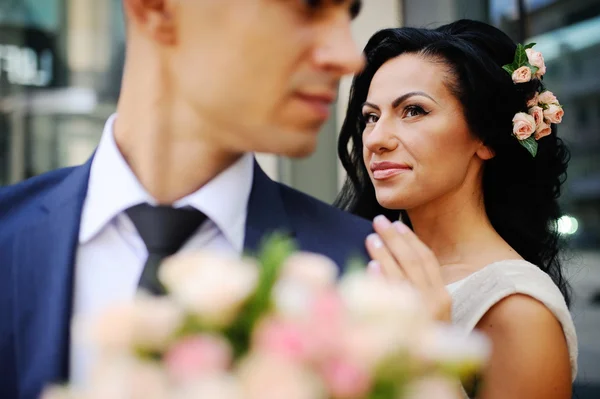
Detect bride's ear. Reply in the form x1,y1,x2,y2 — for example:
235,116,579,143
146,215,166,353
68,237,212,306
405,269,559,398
476,143,495,160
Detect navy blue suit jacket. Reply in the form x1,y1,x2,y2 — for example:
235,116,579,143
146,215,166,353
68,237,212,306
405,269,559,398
0,157,372,399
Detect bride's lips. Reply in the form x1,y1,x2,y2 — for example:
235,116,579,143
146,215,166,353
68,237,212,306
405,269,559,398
370,161,412,180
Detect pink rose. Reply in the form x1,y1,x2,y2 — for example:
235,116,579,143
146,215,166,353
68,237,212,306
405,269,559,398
164,334,232,383
511,66,532,83
543,104,564,124
525,48,546,77
512,112,536,140
253,318,311,362
528,106,544,126
535,121,552,140
538,90,558,105
526,92,539,108
305,290,346,359
321,358,372,399
238,353,325,399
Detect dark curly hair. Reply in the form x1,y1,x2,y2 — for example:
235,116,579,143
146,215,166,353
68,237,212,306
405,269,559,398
335,19,571,305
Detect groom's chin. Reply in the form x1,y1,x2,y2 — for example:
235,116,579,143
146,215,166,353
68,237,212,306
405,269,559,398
265,127,321,158
280,139,318,159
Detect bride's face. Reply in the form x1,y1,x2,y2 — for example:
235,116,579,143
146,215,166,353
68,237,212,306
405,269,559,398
362,53,489,211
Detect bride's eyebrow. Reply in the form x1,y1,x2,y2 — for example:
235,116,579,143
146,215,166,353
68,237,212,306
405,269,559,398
362,91,438,111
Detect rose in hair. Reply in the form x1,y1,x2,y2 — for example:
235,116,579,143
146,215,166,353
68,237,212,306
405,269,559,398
511,66,532,83
535,121,552,140
538,91,559,106
528,106,544,126
512,112,536,140
525,48,546,77
527,92,539,108
543,104,564,124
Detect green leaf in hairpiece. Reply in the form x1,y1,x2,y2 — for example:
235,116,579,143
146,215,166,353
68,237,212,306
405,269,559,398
519,136,538,157
514,45,529,69
502,65,515,75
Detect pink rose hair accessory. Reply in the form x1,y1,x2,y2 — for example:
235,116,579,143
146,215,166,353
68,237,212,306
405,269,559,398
503,43,564,157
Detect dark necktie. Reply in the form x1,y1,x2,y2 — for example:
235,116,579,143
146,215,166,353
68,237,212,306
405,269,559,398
126,203,207,295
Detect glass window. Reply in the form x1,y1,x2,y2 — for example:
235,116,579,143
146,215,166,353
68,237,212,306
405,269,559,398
0,0,125,184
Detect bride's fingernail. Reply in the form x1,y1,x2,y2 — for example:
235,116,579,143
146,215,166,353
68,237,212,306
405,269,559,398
367,233,383,248
374,215,391,229
367,260,381,274
393,221,410,234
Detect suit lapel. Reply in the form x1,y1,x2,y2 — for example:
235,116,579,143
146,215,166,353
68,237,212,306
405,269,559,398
244,161,295,255
13,161,91,397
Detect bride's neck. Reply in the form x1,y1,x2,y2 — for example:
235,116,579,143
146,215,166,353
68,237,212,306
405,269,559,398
406,188,496,267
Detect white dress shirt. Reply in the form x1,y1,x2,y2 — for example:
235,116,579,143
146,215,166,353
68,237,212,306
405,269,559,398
70,113,254,386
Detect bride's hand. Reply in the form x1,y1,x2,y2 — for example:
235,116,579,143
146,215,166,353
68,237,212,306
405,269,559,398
365,215,452,323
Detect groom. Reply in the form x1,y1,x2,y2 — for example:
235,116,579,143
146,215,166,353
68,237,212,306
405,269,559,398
0,1,370,398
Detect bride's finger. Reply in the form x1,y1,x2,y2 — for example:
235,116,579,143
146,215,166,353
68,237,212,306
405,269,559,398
365,233,406,280
373,216,430,288
391,221,445,287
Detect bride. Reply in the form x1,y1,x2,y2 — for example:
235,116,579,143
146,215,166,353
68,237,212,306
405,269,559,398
336,19,577,398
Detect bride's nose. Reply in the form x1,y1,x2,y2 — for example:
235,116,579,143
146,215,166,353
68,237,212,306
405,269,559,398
363,117,399,154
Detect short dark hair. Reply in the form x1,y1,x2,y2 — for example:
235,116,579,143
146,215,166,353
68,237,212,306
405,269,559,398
335,19,571,304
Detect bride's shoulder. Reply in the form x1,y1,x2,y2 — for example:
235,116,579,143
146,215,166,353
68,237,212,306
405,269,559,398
450,259,569,318
450,259,578,379
449,259,559,295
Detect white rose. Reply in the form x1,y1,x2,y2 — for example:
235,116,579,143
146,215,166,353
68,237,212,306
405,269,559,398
174,374,243,399
416,324,491,371
338,271,426,327
159,252,259,327
280,252,339,290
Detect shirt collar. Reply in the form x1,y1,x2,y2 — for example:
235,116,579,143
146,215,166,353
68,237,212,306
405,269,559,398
79,113,254,252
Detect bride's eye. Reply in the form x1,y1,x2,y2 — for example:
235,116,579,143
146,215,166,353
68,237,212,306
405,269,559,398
404,105,428,118
362,113,379,124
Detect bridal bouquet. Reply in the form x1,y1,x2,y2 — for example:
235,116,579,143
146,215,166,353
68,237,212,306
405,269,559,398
43,235,489,399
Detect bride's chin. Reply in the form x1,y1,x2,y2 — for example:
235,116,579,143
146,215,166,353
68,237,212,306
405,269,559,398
375,195,405,211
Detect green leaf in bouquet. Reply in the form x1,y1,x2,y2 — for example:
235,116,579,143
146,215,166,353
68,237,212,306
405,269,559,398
343,253,368,275
225,232,297,356
134,347,163,362
461,372,484,399
367,380,398,399
524,42,536,50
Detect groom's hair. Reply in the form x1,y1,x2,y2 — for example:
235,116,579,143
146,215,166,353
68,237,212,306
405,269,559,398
335,19,571,305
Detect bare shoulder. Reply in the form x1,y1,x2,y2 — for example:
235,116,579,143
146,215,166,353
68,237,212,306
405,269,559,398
477,293,561,330
475,294,572,399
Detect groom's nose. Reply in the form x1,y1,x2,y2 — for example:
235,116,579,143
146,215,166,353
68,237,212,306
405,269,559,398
311,15,365,77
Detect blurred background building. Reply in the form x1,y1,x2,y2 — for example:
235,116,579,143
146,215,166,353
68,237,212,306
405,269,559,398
0,0,598,396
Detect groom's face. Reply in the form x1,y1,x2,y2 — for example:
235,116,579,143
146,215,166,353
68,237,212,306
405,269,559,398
153,0,364,157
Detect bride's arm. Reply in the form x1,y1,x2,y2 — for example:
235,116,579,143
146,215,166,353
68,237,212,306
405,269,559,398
473,293,572,399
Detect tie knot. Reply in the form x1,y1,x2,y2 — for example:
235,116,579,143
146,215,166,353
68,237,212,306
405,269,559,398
126,203,207,256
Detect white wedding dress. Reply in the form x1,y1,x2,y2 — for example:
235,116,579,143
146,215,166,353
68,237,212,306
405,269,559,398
446,259,578,396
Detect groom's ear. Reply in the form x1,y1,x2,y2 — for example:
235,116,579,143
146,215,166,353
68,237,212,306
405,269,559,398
123,0,177,45
476,143,495,160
